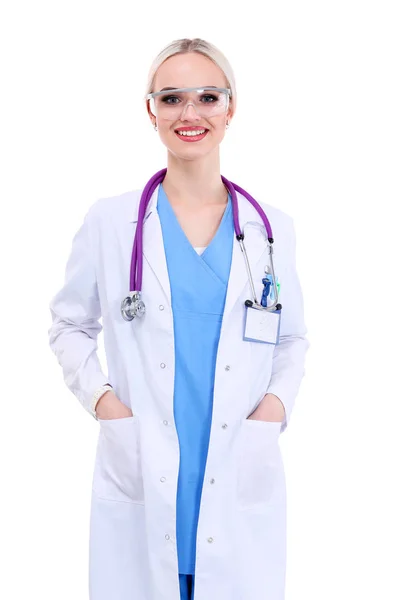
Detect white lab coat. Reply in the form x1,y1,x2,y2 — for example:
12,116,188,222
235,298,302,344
48,183,309,600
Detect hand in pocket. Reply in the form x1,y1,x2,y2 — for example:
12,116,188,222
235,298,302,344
247,393,285,423
95,391,133,420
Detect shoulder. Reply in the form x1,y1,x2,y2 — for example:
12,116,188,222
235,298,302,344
257,199,293,230
85,189,142,225
255,200,295,252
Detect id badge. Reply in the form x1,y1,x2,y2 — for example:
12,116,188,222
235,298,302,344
243,306,281,345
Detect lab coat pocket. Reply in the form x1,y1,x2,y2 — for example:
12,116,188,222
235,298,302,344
237,419,282,509
92,415,145,504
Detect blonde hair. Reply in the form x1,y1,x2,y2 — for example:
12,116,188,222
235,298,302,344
144,38,237,114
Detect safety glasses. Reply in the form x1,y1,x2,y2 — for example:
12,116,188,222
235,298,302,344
147,86,232,121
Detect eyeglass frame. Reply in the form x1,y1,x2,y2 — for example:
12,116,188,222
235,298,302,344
146,86,232,117
146,86,232,99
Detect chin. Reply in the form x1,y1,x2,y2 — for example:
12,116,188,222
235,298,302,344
166,136,223,159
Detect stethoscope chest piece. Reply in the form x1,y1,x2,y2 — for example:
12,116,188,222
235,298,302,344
121,291,146,321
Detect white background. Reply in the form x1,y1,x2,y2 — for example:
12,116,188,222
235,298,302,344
1,1,399,598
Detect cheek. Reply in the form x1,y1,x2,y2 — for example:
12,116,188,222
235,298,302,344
209,115,227,131
208,127,226,146
204,118,227,143
157,127,177,148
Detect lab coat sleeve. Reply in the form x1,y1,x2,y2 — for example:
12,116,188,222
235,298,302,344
266,215,309,433
48,205,110,418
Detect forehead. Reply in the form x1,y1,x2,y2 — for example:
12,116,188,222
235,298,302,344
153,53,227,91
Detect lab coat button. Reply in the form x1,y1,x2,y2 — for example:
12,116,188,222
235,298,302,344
165,534,170,540
163,420,169,426
160,363,166,369
159,305,164,311
160,477,166,483
207,537,214,543
225,365,231,371
222,423,228,429
210,478,215,484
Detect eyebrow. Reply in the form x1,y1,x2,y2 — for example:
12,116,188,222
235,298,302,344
159,85,218,91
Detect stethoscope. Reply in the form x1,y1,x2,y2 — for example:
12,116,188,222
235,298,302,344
121,168,282,321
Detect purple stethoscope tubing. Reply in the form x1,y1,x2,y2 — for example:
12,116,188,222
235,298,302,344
124,168,280,319
131,168,273,289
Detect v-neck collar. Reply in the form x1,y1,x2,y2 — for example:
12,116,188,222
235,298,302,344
157,183,232,260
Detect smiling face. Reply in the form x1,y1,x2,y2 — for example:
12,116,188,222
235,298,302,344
147,52,234,161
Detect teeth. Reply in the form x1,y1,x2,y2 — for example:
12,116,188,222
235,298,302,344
176,129,206,136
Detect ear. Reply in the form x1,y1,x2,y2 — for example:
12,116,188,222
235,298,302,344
227,99,235,123
146,100,156,125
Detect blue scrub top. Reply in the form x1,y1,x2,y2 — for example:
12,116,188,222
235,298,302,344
157,184,234,574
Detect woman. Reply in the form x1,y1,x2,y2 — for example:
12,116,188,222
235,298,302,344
48,38,309,600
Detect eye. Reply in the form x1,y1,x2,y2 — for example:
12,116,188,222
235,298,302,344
200,94,219,104
160,95,180,105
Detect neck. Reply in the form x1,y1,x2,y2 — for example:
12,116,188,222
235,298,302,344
162,148,228,207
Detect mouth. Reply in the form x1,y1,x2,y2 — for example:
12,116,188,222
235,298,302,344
174,126,209,142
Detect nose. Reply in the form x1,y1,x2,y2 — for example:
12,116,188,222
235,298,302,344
180,101,201,121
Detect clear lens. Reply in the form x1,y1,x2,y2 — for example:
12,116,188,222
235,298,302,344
148,87,230,121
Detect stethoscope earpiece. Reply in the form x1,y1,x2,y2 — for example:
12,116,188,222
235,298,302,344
244,299,282,312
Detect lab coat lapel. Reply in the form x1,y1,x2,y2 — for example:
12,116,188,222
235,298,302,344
221,191,268,327
129,185,268,317
130,184,172,307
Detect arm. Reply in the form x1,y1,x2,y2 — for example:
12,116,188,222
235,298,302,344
264,215,309,432
48,206,111,419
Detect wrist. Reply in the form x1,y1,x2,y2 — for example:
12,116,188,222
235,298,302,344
91,384,114,419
